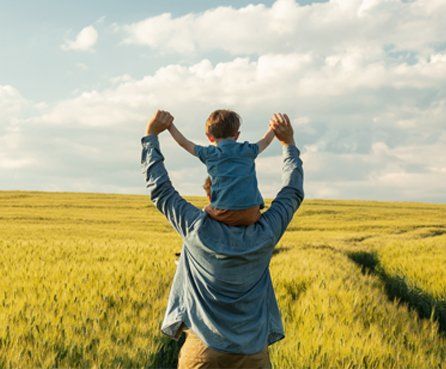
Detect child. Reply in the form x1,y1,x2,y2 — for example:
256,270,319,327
168,109,275,226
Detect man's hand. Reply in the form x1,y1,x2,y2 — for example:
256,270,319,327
269,113,295,146
146,109,174,136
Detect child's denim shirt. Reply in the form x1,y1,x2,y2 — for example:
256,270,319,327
194,139,264,210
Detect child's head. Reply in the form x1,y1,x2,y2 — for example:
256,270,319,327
205,109,241,143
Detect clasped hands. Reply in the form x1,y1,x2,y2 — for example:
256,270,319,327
145,110,294,146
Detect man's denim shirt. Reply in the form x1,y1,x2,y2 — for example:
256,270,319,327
141,134,304,355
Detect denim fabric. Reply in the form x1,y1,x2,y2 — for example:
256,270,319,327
195,139,264,210
141,134,304,355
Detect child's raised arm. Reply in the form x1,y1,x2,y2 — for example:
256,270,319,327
168,123,196,156
256,127,275,154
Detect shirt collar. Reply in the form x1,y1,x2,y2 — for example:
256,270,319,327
216,138,237,147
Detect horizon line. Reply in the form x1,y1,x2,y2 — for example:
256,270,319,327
1,189,445,206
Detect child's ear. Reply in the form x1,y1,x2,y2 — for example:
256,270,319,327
235,131,240,140
206,133,216,143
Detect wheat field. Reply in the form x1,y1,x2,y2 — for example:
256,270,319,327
0,190,445,369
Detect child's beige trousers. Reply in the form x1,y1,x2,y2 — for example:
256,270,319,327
178,327,272,369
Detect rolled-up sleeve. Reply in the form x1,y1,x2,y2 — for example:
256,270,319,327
141,135,202,238
262,144,304,243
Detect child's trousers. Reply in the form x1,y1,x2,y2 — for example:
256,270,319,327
178,328,272,369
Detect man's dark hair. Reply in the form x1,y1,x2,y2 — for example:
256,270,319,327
205,109,241,139
203,176,212,199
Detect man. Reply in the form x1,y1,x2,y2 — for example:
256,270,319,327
141,110,304,369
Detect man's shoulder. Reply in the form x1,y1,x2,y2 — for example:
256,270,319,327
194,215,276,251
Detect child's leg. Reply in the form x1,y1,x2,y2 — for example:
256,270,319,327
205,205,261,226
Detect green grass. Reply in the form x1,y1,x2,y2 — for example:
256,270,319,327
0,191,445,368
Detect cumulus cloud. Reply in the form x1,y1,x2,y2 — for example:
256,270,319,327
61,25,98,52
4,46,445,201
120,0,446,56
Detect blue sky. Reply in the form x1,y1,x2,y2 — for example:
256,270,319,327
1,0,280,102
1,0,445,202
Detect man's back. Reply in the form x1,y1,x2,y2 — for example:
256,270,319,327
163,215,284,354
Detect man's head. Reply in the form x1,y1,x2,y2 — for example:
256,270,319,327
205,109,241,143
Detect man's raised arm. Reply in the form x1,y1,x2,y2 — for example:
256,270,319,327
141,110,202,238
262,113,304,243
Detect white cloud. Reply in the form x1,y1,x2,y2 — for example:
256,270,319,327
0,85,36,171
120,0,446,56
0,155,36,170
300,137,446,201
16,46,444,201
61,25,98,52
32,50,446,128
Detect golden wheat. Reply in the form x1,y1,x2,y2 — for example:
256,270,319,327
0,191,445,368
